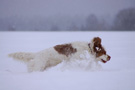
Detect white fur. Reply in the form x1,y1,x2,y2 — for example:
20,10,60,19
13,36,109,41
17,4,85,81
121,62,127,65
8,41,108,72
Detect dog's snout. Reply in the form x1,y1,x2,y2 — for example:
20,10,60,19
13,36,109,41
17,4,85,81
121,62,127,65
107,55,111,61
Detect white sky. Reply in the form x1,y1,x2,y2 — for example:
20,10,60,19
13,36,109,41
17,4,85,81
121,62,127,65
0,0,135,18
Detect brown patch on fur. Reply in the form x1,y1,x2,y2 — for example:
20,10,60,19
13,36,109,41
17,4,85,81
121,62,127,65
93,37,106,57
96,47,106,57
54,44,77,57
93,37,101,48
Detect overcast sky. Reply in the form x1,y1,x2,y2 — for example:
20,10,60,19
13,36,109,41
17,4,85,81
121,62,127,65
0,0,135,18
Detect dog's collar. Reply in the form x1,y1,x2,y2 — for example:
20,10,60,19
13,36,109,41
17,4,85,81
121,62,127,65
88,43,92,53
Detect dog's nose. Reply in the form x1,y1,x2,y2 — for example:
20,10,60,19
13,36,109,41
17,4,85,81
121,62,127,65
107,55,111,61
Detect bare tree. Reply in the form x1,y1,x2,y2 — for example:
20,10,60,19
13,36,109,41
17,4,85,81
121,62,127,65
113,8,135,30
85,14,99,30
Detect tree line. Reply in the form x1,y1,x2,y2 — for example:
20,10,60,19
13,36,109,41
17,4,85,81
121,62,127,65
0,7,135,31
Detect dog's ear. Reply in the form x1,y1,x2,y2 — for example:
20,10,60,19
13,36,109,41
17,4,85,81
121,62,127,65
93,37,101,45
93,37,102,52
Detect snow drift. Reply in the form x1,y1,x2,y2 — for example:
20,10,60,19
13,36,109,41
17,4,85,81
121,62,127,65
0,31,135,90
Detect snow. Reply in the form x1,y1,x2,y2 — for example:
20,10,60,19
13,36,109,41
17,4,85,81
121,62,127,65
0,31,135,90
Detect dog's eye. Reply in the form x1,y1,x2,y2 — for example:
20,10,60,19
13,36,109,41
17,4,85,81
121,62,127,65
96,47,99,50
96,47,101,51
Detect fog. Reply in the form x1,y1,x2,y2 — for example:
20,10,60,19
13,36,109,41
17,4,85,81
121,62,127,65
0,0,135,31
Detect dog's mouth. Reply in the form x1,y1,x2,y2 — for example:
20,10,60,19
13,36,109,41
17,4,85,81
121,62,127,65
101,59,107,63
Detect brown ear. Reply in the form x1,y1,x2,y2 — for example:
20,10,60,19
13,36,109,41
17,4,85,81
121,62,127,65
93,37,102,52
93,37,101,45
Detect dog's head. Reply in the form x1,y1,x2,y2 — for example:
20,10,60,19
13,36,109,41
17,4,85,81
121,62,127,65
89,37,111,63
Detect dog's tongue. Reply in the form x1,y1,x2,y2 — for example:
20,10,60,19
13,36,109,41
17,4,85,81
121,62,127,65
102,59,107,63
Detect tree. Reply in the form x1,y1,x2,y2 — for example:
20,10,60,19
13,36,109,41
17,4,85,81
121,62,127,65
113,8,135,30
85,14,99,30
50,25,59,31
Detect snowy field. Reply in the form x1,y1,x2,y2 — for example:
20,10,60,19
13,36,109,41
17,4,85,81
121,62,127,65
0,31,135,90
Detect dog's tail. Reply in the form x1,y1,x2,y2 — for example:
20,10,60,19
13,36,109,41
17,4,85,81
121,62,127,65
8,52,35,63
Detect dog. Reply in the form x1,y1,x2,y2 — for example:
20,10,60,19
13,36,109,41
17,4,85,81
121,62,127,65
8,37,111,72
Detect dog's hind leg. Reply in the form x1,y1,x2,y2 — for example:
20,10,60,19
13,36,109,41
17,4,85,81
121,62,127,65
27,59,35,72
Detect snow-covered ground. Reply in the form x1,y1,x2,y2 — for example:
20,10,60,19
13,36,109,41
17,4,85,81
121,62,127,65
0,31,135,90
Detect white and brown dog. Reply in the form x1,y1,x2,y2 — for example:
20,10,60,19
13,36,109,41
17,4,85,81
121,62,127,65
9,37,111,72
